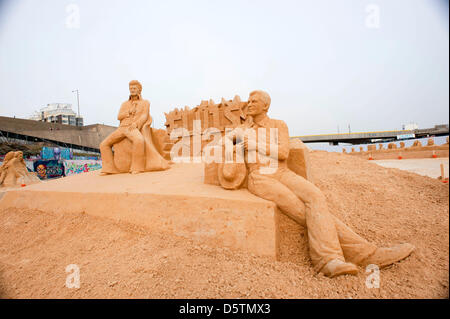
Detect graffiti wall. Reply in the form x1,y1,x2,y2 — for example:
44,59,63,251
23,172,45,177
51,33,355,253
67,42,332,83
64,160,102,176
33,160,66,179
2,158,102,179
41,147,73,160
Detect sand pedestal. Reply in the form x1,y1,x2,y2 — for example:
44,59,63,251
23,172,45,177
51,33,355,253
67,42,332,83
0,163,303,259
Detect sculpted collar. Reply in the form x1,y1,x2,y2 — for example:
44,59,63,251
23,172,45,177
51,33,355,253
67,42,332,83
128,94,142,101
253,115,271,128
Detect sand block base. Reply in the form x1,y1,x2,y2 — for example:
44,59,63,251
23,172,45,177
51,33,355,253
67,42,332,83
0,164,303,259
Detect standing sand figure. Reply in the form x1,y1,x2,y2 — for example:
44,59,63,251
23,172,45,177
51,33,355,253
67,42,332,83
231,90,414,278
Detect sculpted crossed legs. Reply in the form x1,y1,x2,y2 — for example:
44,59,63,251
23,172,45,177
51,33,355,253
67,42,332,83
247,167,382,274
241,90,414,277
100,126,145,174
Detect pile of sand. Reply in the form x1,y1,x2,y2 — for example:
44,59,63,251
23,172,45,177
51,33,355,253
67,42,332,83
0,151,448,298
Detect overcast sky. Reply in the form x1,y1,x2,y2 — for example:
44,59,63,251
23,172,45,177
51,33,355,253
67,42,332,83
0,0,448,136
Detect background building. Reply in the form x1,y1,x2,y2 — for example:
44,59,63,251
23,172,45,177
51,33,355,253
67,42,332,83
402,122,419,131
29,103,83,127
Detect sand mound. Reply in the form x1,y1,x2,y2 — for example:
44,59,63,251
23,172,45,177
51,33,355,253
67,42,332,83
0,151,448,298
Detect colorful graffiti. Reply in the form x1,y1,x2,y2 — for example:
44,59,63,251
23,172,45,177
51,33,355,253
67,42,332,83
41,147,73,160
2,159,102,179
72,156,100,161
33,160,65,179
64,160,102,176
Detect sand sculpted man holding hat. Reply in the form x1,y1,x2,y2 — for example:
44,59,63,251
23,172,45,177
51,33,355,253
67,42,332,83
233,90,414,277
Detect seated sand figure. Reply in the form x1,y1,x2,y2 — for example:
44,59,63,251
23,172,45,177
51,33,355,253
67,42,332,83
227,90,414,278
0,151,40,187
100,80,169,174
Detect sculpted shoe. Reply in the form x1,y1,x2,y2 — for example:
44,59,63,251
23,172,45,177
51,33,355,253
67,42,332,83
320,259,358,278
360,243,415,268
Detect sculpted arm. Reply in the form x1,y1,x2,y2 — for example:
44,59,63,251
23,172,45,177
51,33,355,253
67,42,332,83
259,120,290,160
136,100,150,130
276,120,290,160
117,103,129,121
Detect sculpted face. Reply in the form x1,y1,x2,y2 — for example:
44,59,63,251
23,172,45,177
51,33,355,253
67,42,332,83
129,84,140,97
247,93,266,116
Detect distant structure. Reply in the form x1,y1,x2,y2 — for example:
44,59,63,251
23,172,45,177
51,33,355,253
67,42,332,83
402,122,418,131
29,103,83,127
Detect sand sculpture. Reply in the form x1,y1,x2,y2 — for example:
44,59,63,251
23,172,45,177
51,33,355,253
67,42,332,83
100,80,170,174
349,137,448,160
164,95,248,159
359,146,364,152
0,151,40,187
388,142,397,149
208,90,415,278
367,145,376,152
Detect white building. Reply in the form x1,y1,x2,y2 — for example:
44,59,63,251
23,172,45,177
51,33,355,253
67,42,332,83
29,103,83,126
402,122,419,131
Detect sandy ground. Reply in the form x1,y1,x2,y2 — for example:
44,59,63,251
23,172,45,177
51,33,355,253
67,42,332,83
373,158,449,179
0,151,448,299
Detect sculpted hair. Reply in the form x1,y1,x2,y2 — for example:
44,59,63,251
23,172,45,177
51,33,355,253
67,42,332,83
129,80,142,93
249,90,271,111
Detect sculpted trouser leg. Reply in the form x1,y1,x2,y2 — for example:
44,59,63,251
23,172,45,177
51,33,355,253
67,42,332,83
247,168,377,271
248,169,343,271
276,169,377,266
100,129,125,173
100,127,145,173
124,128,145,172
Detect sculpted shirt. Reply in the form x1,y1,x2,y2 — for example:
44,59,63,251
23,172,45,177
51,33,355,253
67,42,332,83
117,95,150,130
245,116,290,174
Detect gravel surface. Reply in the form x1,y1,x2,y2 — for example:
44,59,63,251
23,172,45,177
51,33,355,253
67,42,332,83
0,151,448,298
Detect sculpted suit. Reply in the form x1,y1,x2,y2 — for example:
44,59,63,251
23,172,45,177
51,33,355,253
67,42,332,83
237,90,414,277
245,116,378,272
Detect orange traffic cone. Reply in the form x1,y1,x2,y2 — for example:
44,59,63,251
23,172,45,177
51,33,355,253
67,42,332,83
369,153,373,160
432,150,437,158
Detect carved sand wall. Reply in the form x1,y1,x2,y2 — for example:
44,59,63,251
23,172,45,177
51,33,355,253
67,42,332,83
342,138,449,160
164,96,248,158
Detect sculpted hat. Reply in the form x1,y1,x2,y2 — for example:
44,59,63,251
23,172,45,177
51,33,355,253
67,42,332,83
218,162,247,190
